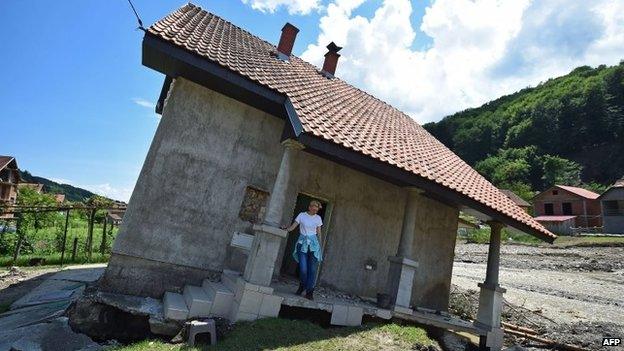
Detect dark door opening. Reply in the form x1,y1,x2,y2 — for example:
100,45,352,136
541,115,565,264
544,203,554,215
280,193,329,278
562,202,572,215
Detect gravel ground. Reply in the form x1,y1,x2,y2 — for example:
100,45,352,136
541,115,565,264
452,242,624,350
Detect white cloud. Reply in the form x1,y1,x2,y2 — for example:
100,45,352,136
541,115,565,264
241,0,322,15
301,0,624,123
84,183,134,202
51,178,134,202
132,98,156,109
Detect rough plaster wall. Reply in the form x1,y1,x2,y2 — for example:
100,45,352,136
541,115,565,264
410,195,459,310
285,152,406,298
110,77,285,272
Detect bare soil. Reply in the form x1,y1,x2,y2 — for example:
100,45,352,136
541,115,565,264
452,242,624,350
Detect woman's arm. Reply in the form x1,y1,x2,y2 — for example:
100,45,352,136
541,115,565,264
316,226,322,243
281,221,299,232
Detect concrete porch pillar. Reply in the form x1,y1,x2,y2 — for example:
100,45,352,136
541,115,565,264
385,187,422,312
243,139,304,286
475,221,506,351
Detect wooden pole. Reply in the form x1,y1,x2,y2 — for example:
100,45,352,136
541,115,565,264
100,216,107,254
86,208,96,261
71,237,78,261
11,215,23,265
60,209,70,267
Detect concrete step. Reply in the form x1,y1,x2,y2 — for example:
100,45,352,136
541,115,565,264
163,292,189,321
221,270,241,293
202,280,234,317
183,285,213,318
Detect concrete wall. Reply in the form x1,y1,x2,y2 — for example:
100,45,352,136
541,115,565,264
601,187,624,234
101,77,459,309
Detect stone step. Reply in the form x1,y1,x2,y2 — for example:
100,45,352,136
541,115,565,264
163,292,189,321
183,285,213,318
202,280,234,317
221,270,241,293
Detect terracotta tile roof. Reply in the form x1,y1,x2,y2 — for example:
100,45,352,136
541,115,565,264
534,215,576,222
500,189,530,207
556,185,600,200
147,4,555,241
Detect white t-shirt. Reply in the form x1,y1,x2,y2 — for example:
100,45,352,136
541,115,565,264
295,212,322,236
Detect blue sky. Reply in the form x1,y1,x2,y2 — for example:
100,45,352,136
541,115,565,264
1,0,623,201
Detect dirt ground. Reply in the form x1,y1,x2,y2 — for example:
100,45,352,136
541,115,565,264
452,242,624,350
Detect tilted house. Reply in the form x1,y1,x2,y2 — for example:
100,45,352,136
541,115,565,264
100,4,555,349
600,177,624,234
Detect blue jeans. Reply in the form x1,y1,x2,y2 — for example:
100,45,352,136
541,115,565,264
297,244,318,292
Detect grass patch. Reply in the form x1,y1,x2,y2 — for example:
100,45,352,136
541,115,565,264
0,252,110,267
464,228,541,245
553,235,624,247
115,318,437,351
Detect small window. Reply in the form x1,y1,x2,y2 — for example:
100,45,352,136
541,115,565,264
562,202,572,215
552,190,558,195
544,203,554,215
238,186,269,223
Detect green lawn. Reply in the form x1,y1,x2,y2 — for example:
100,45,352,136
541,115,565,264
116,319,437,351
553,235,624,247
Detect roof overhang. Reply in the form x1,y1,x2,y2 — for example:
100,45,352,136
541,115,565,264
142,32,555,244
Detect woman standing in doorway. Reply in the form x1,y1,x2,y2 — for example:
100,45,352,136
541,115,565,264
282,200,323,300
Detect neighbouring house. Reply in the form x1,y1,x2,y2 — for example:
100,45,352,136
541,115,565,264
499,189,531,213
106,209,125,226
0,156,20,219
54,194,66,203
99,5,555,349
599,177,624,234
533,185,602,229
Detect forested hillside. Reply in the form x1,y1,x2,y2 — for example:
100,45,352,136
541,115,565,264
424,62,624,199
19,170,97,202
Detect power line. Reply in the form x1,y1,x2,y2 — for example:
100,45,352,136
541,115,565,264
126,0,145,31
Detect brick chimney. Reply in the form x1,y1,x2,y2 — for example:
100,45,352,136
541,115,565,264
276,23,299,59
322,42,342,77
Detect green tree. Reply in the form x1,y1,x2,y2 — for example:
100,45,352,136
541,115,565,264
541,155,582,187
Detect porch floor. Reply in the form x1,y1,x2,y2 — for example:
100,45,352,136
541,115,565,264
270,277,486,336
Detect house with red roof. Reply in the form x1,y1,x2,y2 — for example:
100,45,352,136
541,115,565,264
533,185,602,231
0,156,20,219
98,5,555,348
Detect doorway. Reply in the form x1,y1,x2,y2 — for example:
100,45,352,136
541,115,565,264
280,193,331,278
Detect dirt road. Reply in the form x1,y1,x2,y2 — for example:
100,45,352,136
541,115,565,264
452,242,624,349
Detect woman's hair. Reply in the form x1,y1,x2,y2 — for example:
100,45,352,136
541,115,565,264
309,200,322,209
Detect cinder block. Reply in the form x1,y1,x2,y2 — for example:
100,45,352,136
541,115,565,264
346,306,363,326
237,289,263,315
330,304,348,326
163,292,189,321
183,285,213,318
203,280,234,317
393,305,413,315
259,294,283,317
228,300,258,322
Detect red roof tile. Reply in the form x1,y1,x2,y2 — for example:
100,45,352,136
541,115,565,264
534,215,576,222
147,4,555,241
556,185,600,200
